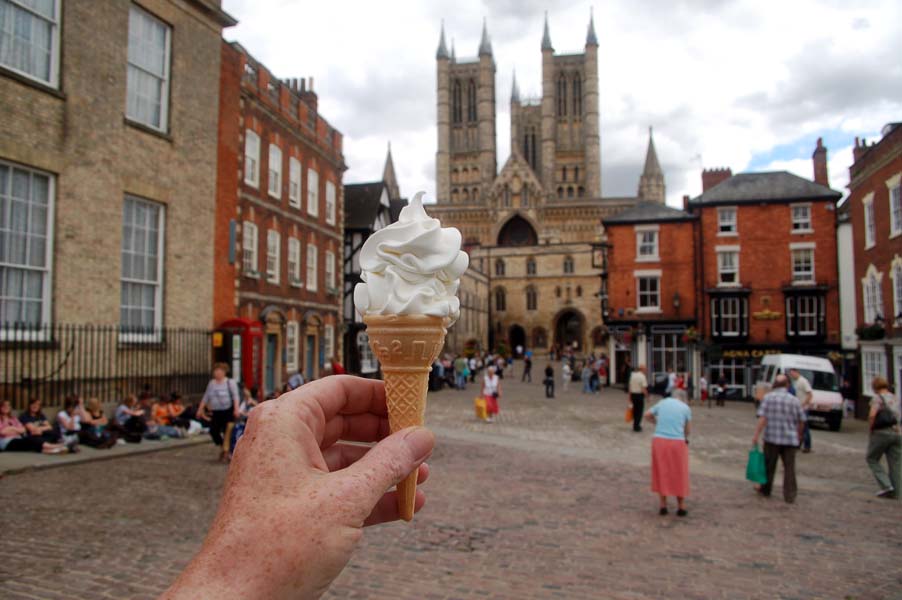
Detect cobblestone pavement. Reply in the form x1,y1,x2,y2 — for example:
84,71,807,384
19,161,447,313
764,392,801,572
1,372,901,599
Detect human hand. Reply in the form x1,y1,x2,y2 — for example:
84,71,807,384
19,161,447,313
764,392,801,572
163,375,435,600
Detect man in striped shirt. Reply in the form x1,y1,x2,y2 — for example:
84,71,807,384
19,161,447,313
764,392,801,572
752,374,807,503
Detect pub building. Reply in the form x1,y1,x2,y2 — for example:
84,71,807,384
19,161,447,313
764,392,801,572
687,153,843,398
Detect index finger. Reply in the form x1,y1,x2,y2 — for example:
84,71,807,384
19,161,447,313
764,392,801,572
298,375,387,422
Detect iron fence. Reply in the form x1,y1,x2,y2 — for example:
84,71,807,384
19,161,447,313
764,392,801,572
1,324,212,410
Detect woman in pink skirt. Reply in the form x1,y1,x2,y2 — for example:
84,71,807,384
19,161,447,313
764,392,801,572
645,394,692,516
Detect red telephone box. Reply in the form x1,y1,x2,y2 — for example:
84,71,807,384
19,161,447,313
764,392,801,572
214,318,264,393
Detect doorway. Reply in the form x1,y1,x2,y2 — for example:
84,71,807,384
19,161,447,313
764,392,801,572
305,334,316,380
509,324,526,355
554,310,584,351
264,333,277,396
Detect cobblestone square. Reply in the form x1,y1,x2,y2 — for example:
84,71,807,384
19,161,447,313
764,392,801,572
1,374,900,599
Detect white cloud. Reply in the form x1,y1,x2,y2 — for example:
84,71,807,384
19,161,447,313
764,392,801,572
222,0,902,206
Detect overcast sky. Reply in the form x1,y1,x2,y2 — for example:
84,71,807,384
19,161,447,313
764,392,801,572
221,0,902,206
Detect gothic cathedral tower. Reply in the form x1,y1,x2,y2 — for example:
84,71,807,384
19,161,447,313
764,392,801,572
436,21,497,204
532,12,601,200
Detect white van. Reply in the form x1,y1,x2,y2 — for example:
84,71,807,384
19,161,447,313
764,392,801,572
755,354,843,431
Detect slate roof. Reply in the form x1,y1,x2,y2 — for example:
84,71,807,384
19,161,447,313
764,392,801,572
690,171,841,206
345,182,387,230
603,201,694,225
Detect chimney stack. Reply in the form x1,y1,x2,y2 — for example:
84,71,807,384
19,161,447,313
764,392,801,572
853,136,869,163
682,194,690,211
701,167,732,192
812,137,828,186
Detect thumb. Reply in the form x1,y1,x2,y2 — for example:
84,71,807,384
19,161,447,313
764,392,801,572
337,426,435,512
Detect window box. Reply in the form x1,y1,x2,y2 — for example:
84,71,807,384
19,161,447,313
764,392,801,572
289,277,304,288
244,269,261,279
855,324,885,341
326,286,340,296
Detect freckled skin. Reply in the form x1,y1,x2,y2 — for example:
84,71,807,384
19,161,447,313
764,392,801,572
161,376,434,600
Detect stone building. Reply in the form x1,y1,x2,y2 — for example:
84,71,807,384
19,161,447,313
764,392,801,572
0,0,235,405
430,14,661,355
845,123,902,401
214,41,345,395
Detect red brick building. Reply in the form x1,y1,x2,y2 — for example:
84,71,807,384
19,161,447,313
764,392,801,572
846,123,902,398
214,42,345,396
688,159,842,397
602,203,698,386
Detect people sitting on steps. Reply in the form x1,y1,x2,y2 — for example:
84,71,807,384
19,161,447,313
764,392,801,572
0,399,67,454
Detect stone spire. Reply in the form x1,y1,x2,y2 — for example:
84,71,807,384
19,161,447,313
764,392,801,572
383,142,401,201
511,69,520,103
586,8,598,46
436,20,449,59
450,38,456,62
637,127,666,204
541,11,553,51
478,18,493,56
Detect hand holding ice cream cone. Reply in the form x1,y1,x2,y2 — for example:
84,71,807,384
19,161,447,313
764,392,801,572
354,191,468,520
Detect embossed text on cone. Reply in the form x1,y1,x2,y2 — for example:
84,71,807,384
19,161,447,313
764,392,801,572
364,314,447,521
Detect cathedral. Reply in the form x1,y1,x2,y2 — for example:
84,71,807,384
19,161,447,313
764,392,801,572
429,13,666,354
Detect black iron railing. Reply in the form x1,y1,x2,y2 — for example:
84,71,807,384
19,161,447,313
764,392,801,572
1,324,212,410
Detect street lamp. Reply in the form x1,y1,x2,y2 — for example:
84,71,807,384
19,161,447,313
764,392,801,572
672,291,681,311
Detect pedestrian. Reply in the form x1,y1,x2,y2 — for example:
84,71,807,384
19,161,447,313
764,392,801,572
544,364,555,398
865,377,900,499
468,356,478,383
515,343,524,358
581,362,592,394
482,366,501,423
562,362,572,392
330,356,347,376
789,368,814,453
752,374,806,503
196,362,240,462
699,374,708,407
716,373,727,406
590,358,600,393
628,366,649,433
665,367,676,397
645,392,691,516
522,355,533,383
453,355,468,390
287,370,305,391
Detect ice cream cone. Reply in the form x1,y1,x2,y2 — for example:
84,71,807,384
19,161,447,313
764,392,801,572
364,314,447,521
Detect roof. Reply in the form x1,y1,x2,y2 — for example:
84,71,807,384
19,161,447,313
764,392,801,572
603,201,695,225
344,182,387,230
690,171,842,206
389,198,407,223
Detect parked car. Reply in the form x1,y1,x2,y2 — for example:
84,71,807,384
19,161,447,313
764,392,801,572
755,354,843,431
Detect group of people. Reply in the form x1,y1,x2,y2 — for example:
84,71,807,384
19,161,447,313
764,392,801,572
0,390,202,456
629,362,901,515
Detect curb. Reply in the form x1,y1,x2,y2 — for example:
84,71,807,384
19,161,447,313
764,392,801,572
0,437,213,476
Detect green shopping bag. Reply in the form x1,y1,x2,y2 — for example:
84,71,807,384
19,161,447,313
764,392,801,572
745,445,767,485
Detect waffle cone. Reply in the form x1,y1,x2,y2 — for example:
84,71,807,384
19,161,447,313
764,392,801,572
364,314,448,521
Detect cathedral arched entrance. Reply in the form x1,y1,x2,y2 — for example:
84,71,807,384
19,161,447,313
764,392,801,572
554,309,585,352
497,214,538,247
508,324,526,356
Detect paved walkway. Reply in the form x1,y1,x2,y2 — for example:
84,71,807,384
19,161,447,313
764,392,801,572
1,375,899,599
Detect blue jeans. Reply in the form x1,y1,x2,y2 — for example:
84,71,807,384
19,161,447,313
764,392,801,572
456,374,466,389
802,417,811,450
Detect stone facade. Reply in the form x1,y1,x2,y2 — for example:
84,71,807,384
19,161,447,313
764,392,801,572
0,0,234,330
846,123,902,399
431,15,655,355
215,42,345,395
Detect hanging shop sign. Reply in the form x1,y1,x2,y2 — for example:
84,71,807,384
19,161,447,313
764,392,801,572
720,348,782,359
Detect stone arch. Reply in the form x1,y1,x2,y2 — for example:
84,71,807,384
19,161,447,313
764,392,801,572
496,214,538,247
508,325,526,354
554,308,585,351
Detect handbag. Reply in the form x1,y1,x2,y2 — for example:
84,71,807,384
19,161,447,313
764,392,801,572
624,406,633,423
745,445,768,484
873,393,899,430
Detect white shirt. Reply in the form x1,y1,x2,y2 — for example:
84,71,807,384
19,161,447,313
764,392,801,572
629,371,648,395
666,372,677,392
483,374,499,396
793,375,813,409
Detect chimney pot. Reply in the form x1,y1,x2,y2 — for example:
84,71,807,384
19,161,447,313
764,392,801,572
701,167,732,192
812,138,829,186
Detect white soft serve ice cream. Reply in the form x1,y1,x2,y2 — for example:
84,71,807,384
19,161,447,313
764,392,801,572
354,191,468,324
